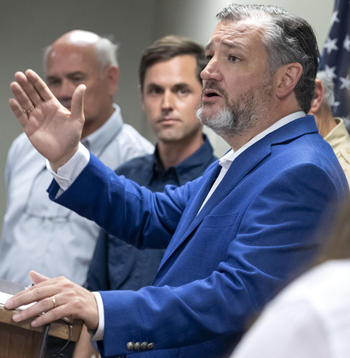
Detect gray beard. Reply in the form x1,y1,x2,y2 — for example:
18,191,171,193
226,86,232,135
197,103,257,138
197,81,272,139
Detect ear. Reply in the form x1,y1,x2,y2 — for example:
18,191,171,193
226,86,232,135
309,79,324,114
105,65,119,96
275,62,303,100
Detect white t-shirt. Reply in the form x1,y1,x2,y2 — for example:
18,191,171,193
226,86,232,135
231,259,350,358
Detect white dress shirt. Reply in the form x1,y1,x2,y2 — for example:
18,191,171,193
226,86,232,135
0,104,154,287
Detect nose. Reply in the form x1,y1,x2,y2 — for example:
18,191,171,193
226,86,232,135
161,90,174,113
201,57,223,82
56,79,76,100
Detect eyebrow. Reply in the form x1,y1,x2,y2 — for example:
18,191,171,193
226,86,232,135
46,71,86,80
205,41,246,51
146,83,162,89
146,82,192,89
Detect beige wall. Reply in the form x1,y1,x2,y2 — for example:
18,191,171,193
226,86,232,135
0,0,334,230
0,0,158,230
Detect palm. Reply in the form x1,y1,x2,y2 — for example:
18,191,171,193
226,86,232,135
9,70,85,168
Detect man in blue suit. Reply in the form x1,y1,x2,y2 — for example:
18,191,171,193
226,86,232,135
6,4,349,358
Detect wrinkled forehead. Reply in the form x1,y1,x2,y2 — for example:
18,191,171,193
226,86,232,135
206,19,266,51
46,42,99,74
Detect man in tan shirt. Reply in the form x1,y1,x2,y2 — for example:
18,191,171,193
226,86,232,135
309,70,350,184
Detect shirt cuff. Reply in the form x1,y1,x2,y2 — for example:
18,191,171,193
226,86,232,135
46,142,90,192
90,292,105,341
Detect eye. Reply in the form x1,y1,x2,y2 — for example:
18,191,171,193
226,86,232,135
178,88,190,95
71,75,84,83
147,86,163,96
47,78,61,87
228,55,239,63
206,55,213,62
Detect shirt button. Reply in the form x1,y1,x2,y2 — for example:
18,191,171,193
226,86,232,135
147,342,155,350
140,342,148,350
134,342,141,350
126,342,134,351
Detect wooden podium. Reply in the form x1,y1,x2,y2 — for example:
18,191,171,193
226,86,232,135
0,278,83,358
0,306,83,358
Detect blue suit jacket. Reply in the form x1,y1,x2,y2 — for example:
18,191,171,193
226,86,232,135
49,116,348,358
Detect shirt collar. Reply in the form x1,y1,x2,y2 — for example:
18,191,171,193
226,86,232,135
175,135,215,185
151,135,215,186
219,111,305,169
81,103,123,156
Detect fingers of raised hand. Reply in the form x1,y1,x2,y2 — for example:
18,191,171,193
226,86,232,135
71,84,86,120
9,97,29,128
25,69,54,102
10,70,57,120
14,71,43,107
10,81,35,120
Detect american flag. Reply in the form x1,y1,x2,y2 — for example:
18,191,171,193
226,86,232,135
322,0,350,128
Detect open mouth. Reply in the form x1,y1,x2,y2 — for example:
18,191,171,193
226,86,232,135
207,92,220,97
203,89,221,99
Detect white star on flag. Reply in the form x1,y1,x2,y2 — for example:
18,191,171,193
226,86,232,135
325,65,338,80
323,37,339,54
344,34,350,52
340,76,350,90
330,10,340,26
322,0,350,120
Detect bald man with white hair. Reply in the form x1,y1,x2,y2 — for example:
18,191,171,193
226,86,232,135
0,30,153,287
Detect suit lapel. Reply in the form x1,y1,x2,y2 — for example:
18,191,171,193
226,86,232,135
158,163,222,267
184,137,272,238
158,137,272,271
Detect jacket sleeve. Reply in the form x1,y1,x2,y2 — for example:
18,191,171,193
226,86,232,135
48,153,200,250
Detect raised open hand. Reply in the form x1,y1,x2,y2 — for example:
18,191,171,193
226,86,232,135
9,70,86,171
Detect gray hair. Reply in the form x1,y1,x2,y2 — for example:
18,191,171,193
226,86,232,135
316,70,335,108
43,35,119,71
217,4,319,113
94,37,119,69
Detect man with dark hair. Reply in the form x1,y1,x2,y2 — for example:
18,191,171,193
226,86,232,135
74,35,216,357
88,35,215,294
6,5,348,358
